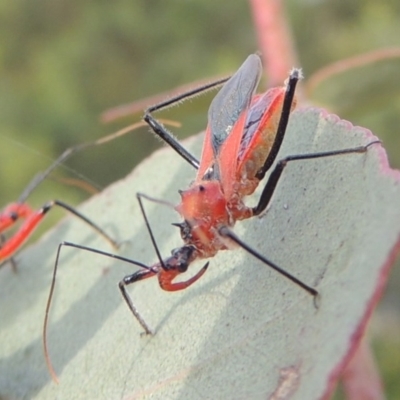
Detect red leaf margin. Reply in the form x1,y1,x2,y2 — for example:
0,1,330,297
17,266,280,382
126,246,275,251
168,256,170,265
320,117,400,400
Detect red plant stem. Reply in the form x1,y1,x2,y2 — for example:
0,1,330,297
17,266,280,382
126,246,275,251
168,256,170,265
248,0,299,87
341,336,385,400
306,47,400,96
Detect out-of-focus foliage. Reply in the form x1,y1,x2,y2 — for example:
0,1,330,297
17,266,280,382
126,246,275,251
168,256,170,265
1,0,399,201
0,0,398,397
0,0,254,207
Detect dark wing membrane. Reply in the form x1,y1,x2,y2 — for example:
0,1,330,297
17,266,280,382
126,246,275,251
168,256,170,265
207,54,262,157
238,90,277,162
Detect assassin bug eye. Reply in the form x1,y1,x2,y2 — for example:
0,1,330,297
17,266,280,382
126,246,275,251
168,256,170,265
9,211,18,221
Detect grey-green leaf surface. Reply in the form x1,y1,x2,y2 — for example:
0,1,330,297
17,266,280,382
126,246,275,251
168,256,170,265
1,108,399,400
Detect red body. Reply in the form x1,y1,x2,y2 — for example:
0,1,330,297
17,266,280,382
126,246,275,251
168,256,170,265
0,203,33,232
176,70,296,260
0,202,47,262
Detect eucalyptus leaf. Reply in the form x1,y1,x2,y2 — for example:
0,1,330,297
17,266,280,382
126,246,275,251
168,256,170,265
1,108,399,400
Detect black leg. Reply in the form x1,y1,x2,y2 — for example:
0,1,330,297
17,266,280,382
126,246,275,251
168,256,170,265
119,268,159,335
218,226,319,302
253,141,380,216
43,241,153,381
255,69,301,180
144,77,230,169
52,200,119,248
136,193,169,271
0,233,18,271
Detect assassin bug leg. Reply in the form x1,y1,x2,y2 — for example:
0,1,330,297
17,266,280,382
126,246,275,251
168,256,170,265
135,192,210,291
144,77,230,169
44,245,208,379
0,234,18,271
137,192,210,290
252,140,382,216
136,192,168,271
43,241,154,382
255,68,301,180
119,269,158,336
119,246,209,335
218,226,318,298
0,200,117,261
116,192,209,333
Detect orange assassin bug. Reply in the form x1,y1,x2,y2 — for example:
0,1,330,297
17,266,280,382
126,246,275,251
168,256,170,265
44,54,379,380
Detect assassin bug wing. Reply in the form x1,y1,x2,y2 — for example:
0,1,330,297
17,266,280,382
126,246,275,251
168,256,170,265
208,54,262,156
233,87,294,197
196,124,214,180
217,111,250,198
196,54,262,181
219,71,299,201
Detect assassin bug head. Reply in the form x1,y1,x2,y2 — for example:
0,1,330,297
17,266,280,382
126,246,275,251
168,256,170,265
0,203,33,232
167,246,192,272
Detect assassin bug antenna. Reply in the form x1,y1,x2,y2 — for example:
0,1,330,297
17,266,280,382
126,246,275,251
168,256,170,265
44,54,381,381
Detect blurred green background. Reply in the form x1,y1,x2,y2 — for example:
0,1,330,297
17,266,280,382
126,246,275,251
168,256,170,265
0,0,399,397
